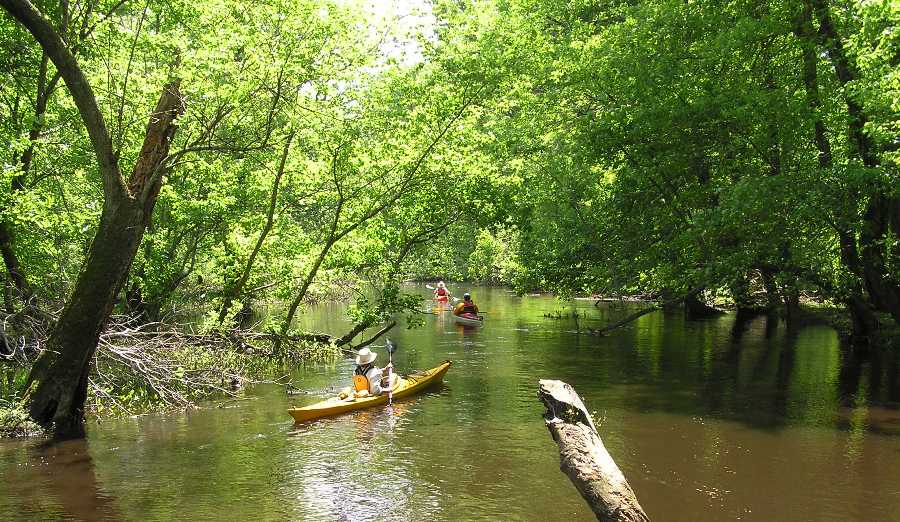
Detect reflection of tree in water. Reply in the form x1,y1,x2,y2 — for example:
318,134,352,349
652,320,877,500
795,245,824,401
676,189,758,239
610,311,897,434
836,346,900,436
13,440,119,520
728,310,778,342
772,327,798,421
703,325,748,417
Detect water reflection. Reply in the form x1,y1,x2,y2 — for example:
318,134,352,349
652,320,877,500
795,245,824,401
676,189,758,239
2,286,899,521
0,439,118,521
284,400,434,521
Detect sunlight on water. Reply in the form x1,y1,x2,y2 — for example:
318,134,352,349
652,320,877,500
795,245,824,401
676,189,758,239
2,286,899,521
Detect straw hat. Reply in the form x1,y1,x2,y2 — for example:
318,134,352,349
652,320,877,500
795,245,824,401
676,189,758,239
355,347,377,365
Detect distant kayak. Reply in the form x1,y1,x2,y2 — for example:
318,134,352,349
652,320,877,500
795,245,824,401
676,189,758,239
452,313,483,327
288,360,452,422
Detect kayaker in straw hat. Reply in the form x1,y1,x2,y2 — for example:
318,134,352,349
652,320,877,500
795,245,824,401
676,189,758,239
433,281,452,303
349,347,393,398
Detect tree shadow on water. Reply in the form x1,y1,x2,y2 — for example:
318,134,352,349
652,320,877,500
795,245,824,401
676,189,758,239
15,439,120,521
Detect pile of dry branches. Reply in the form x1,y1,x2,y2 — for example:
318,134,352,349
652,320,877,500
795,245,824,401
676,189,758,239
3,312,340,415
1,307,51,367
90,316,343,414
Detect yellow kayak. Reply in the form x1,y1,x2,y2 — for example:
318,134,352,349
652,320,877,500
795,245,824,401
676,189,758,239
288,360,452,423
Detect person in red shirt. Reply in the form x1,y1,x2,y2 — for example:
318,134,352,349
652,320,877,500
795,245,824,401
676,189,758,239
453,293,479,317
433,281,452,304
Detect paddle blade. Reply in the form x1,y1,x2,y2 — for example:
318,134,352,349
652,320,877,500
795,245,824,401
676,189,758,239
386,338,397,354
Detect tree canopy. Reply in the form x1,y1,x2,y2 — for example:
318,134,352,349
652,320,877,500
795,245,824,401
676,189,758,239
1,0,897,435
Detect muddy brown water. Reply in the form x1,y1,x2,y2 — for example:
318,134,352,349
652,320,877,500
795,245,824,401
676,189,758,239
2,286,900,521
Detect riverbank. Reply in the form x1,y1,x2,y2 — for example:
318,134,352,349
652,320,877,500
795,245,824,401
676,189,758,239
0,405,43,438
1,319,344,438
571,291,900,349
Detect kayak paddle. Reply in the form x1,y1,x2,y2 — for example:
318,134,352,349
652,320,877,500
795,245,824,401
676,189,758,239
385,338,397,406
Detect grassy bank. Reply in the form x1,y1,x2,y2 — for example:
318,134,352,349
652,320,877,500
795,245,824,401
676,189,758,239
0,403,44,438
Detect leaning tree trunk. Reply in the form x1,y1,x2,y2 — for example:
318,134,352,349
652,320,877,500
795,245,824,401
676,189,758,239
26,200,148,436
2,0,184,438
538,380,650,522
218,131,294,325
24,84,183,438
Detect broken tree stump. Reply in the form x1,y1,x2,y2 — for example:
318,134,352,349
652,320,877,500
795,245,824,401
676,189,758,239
538,379,650,522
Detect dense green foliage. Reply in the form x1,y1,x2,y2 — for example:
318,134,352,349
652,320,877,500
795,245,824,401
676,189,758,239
0,0,502,339
1,0,898,353
426,0,899,335
0,403,42,437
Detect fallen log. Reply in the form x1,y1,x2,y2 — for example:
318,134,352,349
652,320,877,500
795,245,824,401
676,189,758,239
593,289,702,335
538,379,650,522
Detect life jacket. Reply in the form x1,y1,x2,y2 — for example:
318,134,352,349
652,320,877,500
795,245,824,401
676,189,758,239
353,365,371,392
462,301,477,313
436,287,447,296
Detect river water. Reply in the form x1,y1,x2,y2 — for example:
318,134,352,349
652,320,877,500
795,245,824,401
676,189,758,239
2,286,900,521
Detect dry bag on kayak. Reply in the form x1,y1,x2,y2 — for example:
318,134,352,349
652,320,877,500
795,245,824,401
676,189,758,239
353,374,369,392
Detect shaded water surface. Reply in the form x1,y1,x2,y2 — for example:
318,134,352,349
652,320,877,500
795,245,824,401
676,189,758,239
3,286,900,521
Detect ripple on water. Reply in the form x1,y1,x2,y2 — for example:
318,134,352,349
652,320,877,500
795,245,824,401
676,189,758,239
4,288,900,521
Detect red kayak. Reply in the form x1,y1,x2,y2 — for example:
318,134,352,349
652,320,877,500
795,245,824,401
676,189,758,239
452,312,483,327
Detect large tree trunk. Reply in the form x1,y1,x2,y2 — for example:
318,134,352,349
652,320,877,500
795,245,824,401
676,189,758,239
810,0,900,322
860,194,900,323
2,0,184,438
25,202,146,437
26,82,182,437
846,295,879,345
25,83,182,438
538,380,650,522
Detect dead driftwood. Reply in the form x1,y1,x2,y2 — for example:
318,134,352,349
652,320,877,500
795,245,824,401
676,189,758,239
538,380,650,522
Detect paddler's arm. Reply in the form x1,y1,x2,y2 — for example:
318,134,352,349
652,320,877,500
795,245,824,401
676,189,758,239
366,367,384,395
379,363,397,392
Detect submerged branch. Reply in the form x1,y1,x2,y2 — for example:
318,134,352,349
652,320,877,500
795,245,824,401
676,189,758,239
591,289,701,335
